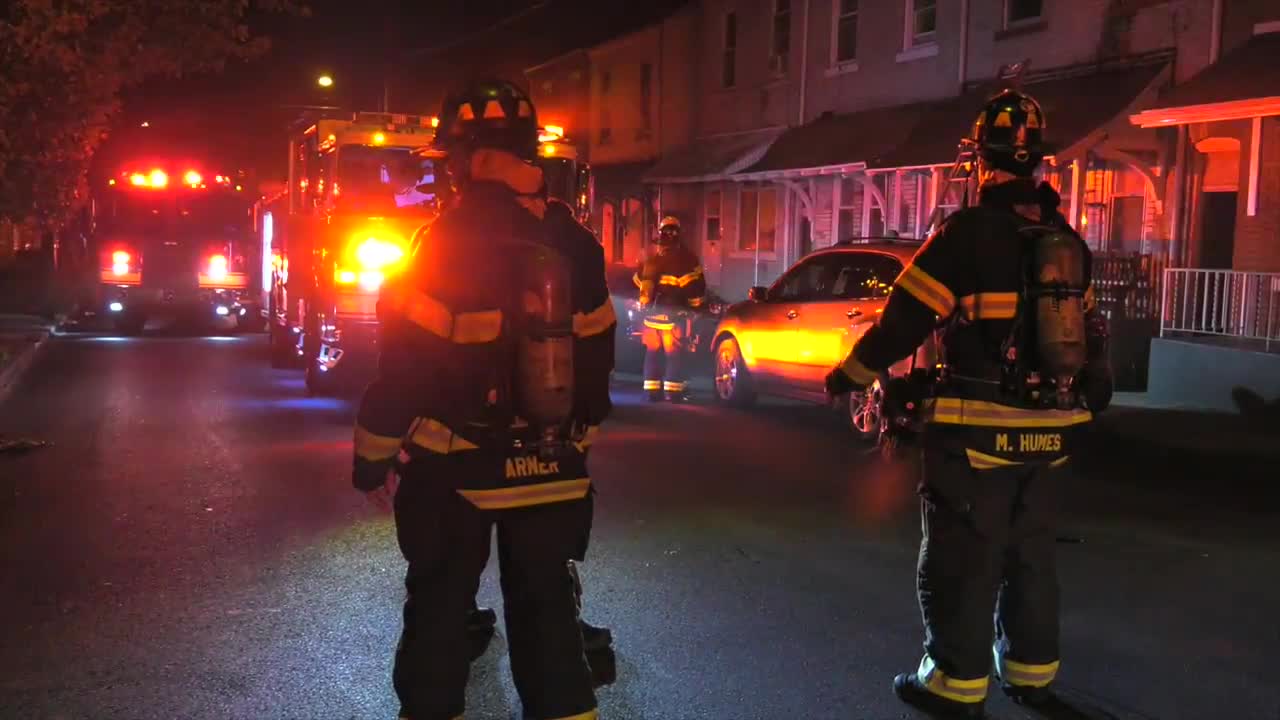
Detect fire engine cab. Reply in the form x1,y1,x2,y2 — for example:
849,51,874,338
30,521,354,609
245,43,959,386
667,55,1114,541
265,111,441,394
535,125,593,227
96,165,256,334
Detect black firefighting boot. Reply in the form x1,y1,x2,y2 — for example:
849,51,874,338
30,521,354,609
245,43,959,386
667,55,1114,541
569,560,613,652
894,674,986,719
467,605,497,633
1001,682,1056,708
646,390,663,402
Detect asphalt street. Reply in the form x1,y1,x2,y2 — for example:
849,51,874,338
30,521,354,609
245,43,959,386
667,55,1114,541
1,330,1277,720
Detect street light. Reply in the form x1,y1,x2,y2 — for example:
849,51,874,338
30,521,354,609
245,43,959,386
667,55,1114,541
317,75,334,88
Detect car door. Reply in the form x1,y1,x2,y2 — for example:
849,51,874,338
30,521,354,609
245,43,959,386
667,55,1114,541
732,254,834,387
789,251,903,393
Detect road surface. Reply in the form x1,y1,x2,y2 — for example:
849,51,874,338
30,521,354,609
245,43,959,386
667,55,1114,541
1,330,1276,720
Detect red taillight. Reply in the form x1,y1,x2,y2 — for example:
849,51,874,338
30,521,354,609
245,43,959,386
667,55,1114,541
111,250,132,276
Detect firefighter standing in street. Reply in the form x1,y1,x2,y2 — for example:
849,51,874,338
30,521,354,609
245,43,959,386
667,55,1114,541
352,79,615,720
634,216,706,402
826,90,1113,718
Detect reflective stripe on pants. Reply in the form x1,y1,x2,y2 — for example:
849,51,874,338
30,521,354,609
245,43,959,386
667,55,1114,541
916,654,989,703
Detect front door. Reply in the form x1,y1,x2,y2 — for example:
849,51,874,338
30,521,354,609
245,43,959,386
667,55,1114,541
790,251,903,393
1109,196,1145,254
1200,191,1237,269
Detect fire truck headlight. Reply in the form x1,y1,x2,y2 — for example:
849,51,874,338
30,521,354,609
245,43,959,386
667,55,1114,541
355,237,404,270
215,305,231,316
109,302,124,313
207,254,228,282
336,269,358,285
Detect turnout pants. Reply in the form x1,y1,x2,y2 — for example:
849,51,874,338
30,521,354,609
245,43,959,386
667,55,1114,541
642,314,690,396
911,425,1068,706
393,458,597,720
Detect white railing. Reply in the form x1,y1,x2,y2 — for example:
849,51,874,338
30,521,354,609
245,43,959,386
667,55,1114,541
1160,268,1280,351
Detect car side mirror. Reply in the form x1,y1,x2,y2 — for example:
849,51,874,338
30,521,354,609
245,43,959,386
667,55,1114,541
748,286,768,302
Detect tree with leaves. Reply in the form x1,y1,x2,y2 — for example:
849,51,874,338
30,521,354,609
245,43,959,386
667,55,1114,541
0,0,304,230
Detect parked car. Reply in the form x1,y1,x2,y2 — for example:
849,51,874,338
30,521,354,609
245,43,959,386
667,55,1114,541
709,239,937,440
605,263,727,373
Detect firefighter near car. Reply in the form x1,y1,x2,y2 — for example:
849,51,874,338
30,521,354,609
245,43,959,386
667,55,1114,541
265,110,441,392
351,79,616,720
95,166,257,334
634,215,707,402
825,89,1114,718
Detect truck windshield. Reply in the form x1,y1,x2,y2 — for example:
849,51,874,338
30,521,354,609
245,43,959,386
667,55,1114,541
335,144,437,215
100,191,248,239
541,156,576,207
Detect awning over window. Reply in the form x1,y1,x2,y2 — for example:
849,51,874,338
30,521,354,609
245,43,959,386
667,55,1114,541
1130,30,1280,127
876,61,1168,169
735,103,931,179
642,130,782,184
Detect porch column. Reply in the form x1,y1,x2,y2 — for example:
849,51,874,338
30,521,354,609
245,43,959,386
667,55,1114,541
1247,116,1262,217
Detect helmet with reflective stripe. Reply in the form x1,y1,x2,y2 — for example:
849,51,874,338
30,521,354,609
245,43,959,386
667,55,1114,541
657,215,681,248
968,89,1046,177
435,79,540,161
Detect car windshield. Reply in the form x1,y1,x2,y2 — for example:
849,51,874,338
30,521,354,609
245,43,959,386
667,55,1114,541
335,144,437,215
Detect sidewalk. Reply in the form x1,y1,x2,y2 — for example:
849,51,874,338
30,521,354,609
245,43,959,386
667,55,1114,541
0,314,54,405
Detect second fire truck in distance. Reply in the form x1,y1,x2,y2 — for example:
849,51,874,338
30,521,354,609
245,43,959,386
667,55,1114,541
95,165,257,334
264,111,441,394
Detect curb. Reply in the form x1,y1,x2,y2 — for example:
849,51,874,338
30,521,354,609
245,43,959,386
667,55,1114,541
0,329,52,407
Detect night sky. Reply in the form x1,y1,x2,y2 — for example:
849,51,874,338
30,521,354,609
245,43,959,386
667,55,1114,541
98,0,688,187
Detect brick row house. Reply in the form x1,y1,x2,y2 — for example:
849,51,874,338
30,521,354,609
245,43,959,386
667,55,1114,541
524,0,1279,406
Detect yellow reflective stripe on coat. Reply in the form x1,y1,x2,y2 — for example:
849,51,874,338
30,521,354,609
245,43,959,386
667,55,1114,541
995,652,1060,688
573,425,601,453
407,418,480,454
676,266,704,287
965,448,1020,470
959,292,1018,320
840,350,879,386
927,398,1092,428
547,710,598,720
387,287,503,344
918,655,988,703
687,296,705,308
632,272,645,288
1084,284,1097,312
573,300,616,338
458,478,591,510
967,449,1071,470
354,425,401,461
658,274,682,286
643,318,675,331
895,264,957,317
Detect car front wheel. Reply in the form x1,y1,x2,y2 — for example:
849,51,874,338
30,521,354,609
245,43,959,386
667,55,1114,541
847,380,884,442
714,336,756,408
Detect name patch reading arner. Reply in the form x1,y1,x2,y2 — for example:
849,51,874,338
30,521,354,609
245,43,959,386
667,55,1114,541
505,456,561,479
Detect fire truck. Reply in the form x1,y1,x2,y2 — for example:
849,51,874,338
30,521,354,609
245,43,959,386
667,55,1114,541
95,164,257,334
534,124,593,226
265,112,441,394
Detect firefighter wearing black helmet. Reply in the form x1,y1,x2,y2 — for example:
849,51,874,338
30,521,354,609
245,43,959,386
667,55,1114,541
634,215,706,402
351,79,615,720
826,89,1114,718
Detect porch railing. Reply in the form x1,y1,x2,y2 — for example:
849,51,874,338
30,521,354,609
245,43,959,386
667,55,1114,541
1160,268,1280,351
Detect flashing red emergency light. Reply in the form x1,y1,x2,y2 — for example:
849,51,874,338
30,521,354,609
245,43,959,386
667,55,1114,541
207,254,228,282
184,170,203,186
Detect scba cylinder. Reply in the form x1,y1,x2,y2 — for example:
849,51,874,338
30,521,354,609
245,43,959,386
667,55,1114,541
514,244,575,434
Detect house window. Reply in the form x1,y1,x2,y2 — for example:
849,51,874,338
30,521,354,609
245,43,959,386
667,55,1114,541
771,0,791,75
706,189,722,244
598,70,612,144
738,185,777,254
907,0,937,46
723,12,738,88
1006,0,1043,26
836,176,862,241
834,0,858,64
639,63,653,132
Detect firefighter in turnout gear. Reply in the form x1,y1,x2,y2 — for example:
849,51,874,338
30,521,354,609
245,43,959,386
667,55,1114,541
826,90,1113,718
352,79,615,720
634,216,706,402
